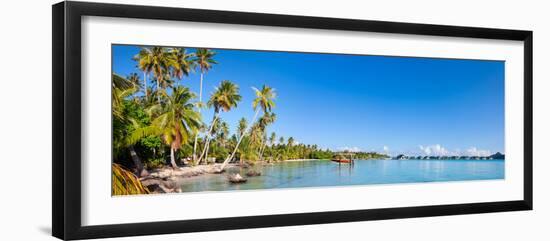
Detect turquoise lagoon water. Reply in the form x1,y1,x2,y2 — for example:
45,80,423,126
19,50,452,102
179,159,504,193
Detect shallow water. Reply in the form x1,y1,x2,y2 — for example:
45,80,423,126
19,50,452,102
179,159,504,193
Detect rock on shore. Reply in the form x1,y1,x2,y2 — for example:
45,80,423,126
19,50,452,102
139,164,233,193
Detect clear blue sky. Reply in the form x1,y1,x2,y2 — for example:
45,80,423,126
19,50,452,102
112,45,504,156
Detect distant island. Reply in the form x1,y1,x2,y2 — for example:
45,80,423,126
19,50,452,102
393,152,505,160
332,151,389,160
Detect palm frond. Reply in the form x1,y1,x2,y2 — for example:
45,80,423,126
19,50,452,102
124,126,162,146
112,163,149,196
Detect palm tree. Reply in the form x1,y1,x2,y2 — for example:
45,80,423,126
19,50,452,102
220,85,276,171
150,47,176,103
171,48,195,83
158,73,176,90
258,112,276,130
204,118,222,163
134,48,153,97
112,74,149,177
142,86,158,107
129,86,201,168
237,118,248,137
279,137,285,146
257,131,268,160
269,132,277,147
268,132,277,161
192,48,217,163
126,73,141,89
112,74,135,120
126,73,143,104
257,112,277,160
287,137,295,148
249,125,263,147
217,121,230,148
196,80,241,165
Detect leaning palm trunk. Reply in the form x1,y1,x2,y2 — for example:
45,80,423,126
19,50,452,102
204,142,211,164
192,135,199,164
258,142,267,162
192,72,204,164
220,109,260,171
196,115,218,164
170,147,178,168
191,130,198,164
129,145,148,177
197,137,211,165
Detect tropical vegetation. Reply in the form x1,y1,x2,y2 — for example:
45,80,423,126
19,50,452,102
112,46,388,193
112,163,150,195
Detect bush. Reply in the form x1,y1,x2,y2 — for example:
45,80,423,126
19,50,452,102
144,158,166,169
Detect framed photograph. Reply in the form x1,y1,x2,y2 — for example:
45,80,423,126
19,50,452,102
52,1,533,240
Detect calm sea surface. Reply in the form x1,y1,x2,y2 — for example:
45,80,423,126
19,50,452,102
179,159,504,193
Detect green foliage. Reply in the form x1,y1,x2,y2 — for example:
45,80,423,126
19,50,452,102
207,80,242,113
237,118,247,137
112,163,149,195
352,152,389,159
113,46,389,181
264,141,333,161
195,48,217,73
237,136,258,162
145,86,201,149
171,48,196,79
113,97,152,157
140,136,162,151
252,85,276,113
177,144,193,161
144,158,165,169
209,144,229,162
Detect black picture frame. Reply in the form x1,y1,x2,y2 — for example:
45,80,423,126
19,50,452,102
52,1,533,240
